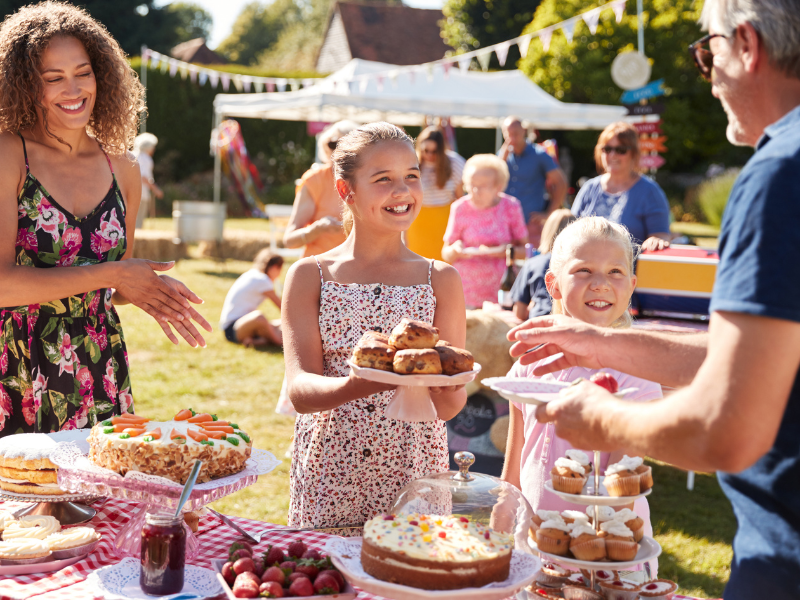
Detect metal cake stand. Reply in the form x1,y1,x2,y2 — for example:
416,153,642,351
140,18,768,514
0,489,100,525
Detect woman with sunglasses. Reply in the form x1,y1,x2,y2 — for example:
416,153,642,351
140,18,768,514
405,126,465,261
571,122,671,251
283,120,358,257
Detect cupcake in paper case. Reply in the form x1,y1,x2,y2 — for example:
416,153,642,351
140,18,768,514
636,464,654,491
602,460,640,497
565,449,593,474
536,518,572,556
568,523,606,561
536,561,570,586
598,579,642,600
599,521,638,561
562,585,605,600
585,505,617,526
561,510,591,525
531,509,565,533
551,457,587,494
608,508,644,543
638,579,678,599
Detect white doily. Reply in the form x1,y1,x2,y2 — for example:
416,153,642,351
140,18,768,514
87,557,222,600
326,537,540,600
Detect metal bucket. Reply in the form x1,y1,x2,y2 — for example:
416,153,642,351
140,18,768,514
172,201,225,243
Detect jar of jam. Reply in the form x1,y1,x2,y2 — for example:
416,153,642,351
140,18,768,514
140,512,186,595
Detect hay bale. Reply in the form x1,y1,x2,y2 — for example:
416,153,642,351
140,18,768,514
197,230,274,262
464,309,515,396
132,230,186,262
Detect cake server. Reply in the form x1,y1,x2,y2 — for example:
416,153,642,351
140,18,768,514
175,460,203,518
207,508,361,544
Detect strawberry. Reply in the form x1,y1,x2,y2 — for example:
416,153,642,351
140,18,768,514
295,561,319,579
288,572,310,584
263,544,285,566
233,557,255,575
279,560,296,572
258,581,284,598
261,566,285,586
301,548,321,561
221,561,236,585
590,372,619,393
287,539,307,559
253,555,265,578
313,573,341,594
288,577,314,597
318,569,344,589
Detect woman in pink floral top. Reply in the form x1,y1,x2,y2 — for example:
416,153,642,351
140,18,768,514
443,154,528,308
0,5,210,435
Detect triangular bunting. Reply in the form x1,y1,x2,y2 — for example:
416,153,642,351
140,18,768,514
539,27,553,52
389,71,399,87
179,64,189,80
208,71,219,88
518,35,532,58
189,66,197,83
141,49,150,69
561,18,576,44
168,59,178,77
476,50,491,71
254,79,264,93
220,73,230,91
303,78,315,88
442,61,452,78
612,0,627,23
583,8,601,35
276,79,287,92
458,56,471,73
376,75,384,91
290,80,299,91
426,64,434,81
241,76,252,92
359,78,369,94
198,70,208,86
267,81,276,92
232,75,243,92
495,42,511,67
160,56,168,73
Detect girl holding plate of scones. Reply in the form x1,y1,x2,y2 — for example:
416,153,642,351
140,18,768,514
282,122,467,532
0,2,211,436
501,217,661,570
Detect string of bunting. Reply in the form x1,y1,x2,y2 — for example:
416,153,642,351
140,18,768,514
142,0,627,93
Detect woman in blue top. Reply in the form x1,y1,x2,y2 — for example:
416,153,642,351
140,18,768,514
571,122,671,251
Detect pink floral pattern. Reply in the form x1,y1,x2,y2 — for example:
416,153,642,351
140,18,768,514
444,193,528,308
288,259,449,532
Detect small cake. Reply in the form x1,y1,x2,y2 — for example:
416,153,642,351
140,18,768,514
568,572,590,587
609,508,644,542
531,588,563,600
598,579,642,600
88,410,253,485
0,511,17,534
565,449,592,474
536,562,570,586
638,579,678,599
434,345,474,375
0,433,68,496
0,538,51,560
360,513,513,590
602,461,640,497
585,505,616,525
636,464,654,491
581,568,619,583
561,510,590,525
393,349,442,374
599,521,638,561
388,318,439,349
531,510,563,531
183,510,201,532
536,519,571,556
353,333,396,372
562,585,604,600
44,526,100,550
2,515,61,540
551,457,587,494
568,523,606,561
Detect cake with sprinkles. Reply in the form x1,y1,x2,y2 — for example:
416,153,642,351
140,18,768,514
360,512,514,590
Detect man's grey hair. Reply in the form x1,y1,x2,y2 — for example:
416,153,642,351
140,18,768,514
700,0,800,80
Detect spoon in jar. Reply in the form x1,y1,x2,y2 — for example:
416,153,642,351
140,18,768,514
175,460,203,518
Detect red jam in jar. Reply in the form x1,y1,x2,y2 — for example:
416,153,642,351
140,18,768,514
140,512,186,595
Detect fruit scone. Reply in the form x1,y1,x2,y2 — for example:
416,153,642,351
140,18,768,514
0,433,68,496
88,409,253,485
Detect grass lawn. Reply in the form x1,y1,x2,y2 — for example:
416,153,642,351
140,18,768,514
117,258,735,598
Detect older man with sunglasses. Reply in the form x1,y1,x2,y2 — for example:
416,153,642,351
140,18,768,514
507,1,800,597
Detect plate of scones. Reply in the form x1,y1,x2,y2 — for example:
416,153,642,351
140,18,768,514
349,318,481,386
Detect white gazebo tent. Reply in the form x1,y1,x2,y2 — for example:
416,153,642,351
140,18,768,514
212,59,627,202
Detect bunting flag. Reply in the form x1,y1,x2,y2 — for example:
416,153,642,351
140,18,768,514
242,76,253,92
561,19,577,44
388,71,399,87
198,70,208,86
267,81,276,92
582,8,601,35
539,27,553,52
179,64,188,80
376,75,384,91
495,42,511,67
518,35,533,58
426,63,434,81
220,73,230,91
276,79,287,92
168,59,178,77
442,61,452,78
476,50,491,71
359,78,369,93
457,56,471,73
612,0,627,23
233,75,243,92
254,80,264,93
208,71,218,88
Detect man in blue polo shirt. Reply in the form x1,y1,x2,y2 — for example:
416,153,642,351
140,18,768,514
498,117,567,245
505,0,800,597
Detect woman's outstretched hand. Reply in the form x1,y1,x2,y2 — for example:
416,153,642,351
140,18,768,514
114,260,212,347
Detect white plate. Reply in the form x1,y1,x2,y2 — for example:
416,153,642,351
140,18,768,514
483,378,638,407
461,245,505,257
326,537,539,600
544,477,652,506
349,361,481,387
528,536,661,570
0,554,84,576
87,557,223,600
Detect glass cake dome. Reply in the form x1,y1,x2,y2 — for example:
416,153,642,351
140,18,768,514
389,451,534,551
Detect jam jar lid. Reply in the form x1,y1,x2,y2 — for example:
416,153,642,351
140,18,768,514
145,511,184,527
388,451,534,550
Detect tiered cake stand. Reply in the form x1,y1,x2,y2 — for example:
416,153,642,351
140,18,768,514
531,450,661,588
50,442,280,559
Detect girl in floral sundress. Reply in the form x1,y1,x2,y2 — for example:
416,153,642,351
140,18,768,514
282,122,468,531
0,3,210,436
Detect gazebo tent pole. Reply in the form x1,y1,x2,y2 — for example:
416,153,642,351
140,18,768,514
213,110,222,204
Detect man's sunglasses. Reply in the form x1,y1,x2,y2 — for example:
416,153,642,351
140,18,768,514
601,146,629,155
327,140,338,150
689,33,727,81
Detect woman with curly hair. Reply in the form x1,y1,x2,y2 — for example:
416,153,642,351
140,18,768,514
0,1,211,436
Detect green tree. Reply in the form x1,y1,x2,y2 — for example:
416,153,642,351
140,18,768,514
441,0,541,69
216,0,302,65
166,2,213,45
521,0,751,174
258,0,330,72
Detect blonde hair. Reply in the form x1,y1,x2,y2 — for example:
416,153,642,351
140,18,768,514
594,122,640,174
539,208,576,254
548,217,639,328
330,122,415,236
462,154,510,191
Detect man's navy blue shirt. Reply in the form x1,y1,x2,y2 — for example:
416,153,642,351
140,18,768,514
510,253,552,317
502,142,558,220
710,105,800,599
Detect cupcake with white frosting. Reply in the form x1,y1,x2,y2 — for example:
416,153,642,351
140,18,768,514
531,509,564,533
585,505,617,525
599,521,638,561
609,508,644,542
536,518,572,556
561,510,591,525
551,457,587,494
565,449,593,474
603,459,641,497
568,522,606,561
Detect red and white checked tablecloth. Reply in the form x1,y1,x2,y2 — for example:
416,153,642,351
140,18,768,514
0,498,712,600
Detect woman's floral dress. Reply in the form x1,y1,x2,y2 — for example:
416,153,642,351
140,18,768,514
288,258,449,533
0,136,132,436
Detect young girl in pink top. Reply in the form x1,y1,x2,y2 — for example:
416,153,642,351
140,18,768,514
502,217,661,550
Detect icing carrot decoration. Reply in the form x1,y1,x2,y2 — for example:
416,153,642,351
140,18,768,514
123,428,146,437
174,409,193,421
147,428,162,440
200,420,228,427
187,413,213,423
204,430,227,439
186,428,208,442
169,428,186,443
200,425,234,433
111,415,148,425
